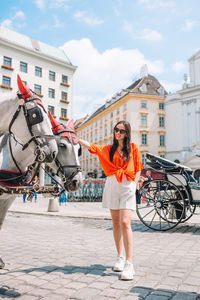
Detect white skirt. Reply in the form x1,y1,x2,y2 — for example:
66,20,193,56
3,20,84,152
102,175,136,210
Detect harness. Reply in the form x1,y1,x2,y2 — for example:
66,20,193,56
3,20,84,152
53,126,82,187
9,92,55,162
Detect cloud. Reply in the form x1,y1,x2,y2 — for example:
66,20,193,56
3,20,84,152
172,61,186,73
35,0,46,10
1,19,13,29
49,0,69,10
182,20,197,32
73,11,104,26
60,38,164,119
13,10,25,19
123,22,163,41
138,0,176,9
53,15,64,28
1,10,26,29
160,80,181,93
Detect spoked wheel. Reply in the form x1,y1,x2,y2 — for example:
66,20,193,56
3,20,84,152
180,202,196,223
136,179,186,231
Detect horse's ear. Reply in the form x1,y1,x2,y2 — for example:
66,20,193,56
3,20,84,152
67,119,74,130
48,111,58,128
17,74,33,99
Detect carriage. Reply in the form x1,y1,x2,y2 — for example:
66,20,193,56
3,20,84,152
136,153,200,231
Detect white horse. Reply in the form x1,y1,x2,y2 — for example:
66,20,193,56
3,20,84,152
0,117,82,269
0,75,58,163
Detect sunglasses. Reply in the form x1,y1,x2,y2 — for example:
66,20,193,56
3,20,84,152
114,127,126,134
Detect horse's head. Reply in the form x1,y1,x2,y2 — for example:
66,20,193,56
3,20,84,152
48,112,83,192
14,75,58,163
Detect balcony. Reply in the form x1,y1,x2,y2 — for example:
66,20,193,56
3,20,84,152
1,65,14,71
60,82,70,87
0,84,12,90
59,116,69,121
60,99,69,104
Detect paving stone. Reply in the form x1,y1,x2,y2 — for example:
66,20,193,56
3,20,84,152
100,288,124,298
71,287,100,299
88,281,110,289
146,295,170,300
129,287,152,298
171,292,199,300
65,281,87,290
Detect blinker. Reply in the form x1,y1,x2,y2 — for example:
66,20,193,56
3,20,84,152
27,106,43,125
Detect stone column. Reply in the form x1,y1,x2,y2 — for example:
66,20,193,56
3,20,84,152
39,163,45,186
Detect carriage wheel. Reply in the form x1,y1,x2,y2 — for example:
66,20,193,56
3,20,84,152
136,179,186,231
180,202,196,223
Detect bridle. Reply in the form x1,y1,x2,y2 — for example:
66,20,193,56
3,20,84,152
52,125,82,187
9,91,55,162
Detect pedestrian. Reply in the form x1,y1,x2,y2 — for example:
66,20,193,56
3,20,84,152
79,120,143,280
59,189,68,205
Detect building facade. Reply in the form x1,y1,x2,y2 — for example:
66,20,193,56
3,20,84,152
0,26,76,123
166,50,200,163
76,74,167,178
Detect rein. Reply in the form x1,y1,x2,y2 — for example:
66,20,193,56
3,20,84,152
53,127,82,186
8,92,55,162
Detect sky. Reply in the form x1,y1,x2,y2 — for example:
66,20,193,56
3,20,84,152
1,0,200,119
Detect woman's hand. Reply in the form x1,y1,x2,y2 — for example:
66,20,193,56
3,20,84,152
79,139,91,149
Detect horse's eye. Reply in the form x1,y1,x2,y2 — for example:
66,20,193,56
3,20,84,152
59,143,66,148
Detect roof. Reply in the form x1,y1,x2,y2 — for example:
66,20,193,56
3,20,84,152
0,26,72,66
77,74,167,129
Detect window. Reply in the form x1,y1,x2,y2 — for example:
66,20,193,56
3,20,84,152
141,133,147,145
141,101,147,108
49,71,55,81
123,103,127,110
48,105,55,115
2,76,11,86
3,56,12,67
160,154,165,158
159,102,165,110
61,91,68,100
142,154,146,166
22,81,27,86
34,84,41,95
110,123,113,134
35,66,42,77
160,135,165,146
20,62,27,73
141,115,147,126
62,75,68,84
48,88,55,98
117,107,120,114
61,108,67,118
110,112,113,118
159,116,165,127
105,128,107,136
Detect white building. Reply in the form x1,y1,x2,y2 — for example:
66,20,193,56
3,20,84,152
76,73,167,177
0,26,76,123
166,50,200,163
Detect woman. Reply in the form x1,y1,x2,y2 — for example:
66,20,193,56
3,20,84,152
79,120,143,280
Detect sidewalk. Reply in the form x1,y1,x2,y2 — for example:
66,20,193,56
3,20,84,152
8,194,200,225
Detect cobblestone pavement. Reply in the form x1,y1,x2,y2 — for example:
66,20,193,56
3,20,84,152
0,213,200,299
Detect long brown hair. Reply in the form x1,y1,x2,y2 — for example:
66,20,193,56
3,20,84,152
109,120,131,162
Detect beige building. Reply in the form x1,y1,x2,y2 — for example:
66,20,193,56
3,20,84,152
76,74,167,177
0,26,76,124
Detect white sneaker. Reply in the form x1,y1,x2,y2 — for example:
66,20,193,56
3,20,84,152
113,255,125,272
121,260,135,280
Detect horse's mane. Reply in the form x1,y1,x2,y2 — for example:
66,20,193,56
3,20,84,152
0,91,17,104
0,134,9,153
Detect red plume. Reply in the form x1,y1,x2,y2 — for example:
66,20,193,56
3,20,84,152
17,74,33,99
48,111,64,134
48,112,78,144
67,119,74,131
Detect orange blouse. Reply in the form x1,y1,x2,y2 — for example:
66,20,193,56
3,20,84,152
88,143,144,182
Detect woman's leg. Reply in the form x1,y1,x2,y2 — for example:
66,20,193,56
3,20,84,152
120,209,133,263
110,209,123,255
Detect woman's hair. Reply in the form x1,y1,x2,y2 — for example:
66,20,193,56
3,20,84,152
109,120,131,162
